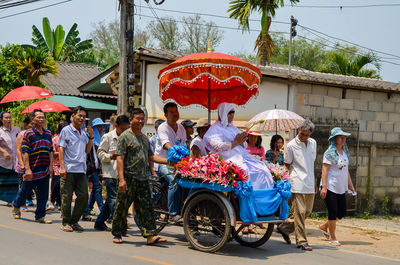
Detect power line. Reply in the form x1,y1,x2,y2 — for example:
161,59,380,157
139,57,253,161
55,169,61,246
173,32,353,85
135,5,400,64
0,0,45,10
134,12,287,34
135,4,290,25
299,26,400,61
135,12,400,67
286,3,400,9
145,1,169,37
298,24,400,60
296,35,400,66
0,0,71,19
135,4,400,60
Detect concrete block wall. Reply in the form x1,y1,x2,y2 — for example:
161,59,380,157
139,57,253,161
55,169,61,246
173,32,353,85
295,83,400,214
297,84,400,144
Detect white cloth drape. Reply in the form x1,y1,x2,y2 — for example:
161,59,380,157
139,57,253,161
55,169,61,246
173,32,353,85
203,103,273,190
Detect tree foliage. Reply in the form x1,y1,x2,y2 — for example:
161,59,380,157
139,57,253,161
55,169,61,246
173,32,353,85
149,17,182,51
322,52,381,79
29,17,93,63
182,14,223,53
0,44,58,98
228,0,300,66
0,44,62,128
233,34,381,79
270,34,329,72
90,20,153,69
89,16,224,68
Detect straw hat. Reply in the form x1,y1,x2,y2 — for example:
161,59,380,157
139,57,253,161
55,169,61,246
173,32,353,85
195,118,209,128
247,130,264,136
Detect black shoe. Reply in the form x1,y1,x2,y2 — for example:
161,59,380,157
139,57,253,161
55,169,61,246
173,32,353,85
82,216,96,222
94,222,111,231
277,226,291,244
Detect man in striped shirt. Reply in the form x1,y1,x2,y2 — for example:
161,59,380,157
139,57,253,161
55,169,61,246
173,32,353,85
12,109,53,224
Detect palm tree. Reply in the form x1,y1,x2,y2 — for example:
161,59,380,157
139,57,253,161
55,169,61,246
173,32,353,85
322,53,381,79
30,17,93,62
228,0,300,66
10,46,58,86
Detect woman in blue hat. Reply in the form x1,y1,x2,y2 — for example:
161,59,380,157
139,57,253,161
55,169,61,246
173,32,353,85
319,127,356,246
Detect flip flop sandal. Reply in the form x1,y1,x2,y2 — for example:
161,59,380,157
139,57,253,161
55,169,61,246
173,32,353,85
71,223,84,231
21,207,29,212
147,236,167,245
329,240,342,246
170,215,183,224
297,243,313,251
61,225,74,232
82,216,96,222
319,228,330,240
113,236,123,244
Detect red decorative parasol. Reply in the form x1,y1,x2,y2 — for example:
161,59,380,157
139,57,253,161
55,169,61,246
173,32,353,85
22,100,70,114
0,86,54,104
158,52,261,120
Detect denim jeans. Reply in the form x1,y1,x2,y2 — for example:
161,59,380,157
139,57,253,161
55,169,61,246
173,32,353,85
13,176,49,220
84,170,104,216
50,174,61,206
158,164,181,216
18,174,33,202
95,178,117,225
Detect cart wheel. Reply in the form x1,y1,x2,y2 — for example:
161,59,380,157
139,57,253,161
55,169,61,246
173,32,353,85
150,182,169,234
234,223,274,248
183,193,231,253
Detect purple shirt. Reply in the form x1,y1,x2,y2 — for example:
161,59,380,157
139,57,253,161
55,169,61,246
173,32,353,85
0,126,21,170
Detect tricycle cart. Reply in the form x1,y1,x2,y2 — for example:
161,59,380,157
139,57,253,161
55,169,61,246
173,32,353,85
150,178,290,253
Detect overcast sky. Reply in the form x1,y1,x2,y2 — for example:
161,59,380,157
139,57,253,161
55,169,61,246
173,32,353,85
1,0,399,82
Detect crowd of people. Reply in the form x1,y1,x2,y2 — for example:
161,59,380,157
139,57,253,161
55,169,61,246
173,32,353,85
0,101,356,249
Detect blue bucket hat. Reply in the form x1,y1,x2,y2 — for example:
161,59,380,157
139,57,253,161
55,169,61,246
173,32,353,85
328,127,351,141
91,118,110,146
324,127,351,164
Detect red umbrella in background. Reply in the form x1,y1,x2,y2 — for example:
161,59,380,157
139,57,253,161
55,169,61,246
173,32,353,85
158,51,261,121
0,86,53,104
21,100,70,114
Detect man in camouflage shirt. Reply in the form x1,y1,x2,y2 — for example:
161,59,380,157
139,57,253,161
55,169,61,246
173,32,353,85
112,108,170,245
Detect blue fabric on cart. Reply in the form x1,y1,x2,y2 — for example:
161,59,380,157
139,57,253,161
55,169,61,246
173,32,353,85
168,143,190,163
238,181,291,223
177,179,291,223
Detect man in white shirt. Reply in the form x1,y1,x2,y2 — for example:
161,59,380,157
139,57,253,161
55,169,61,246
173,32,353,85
94,115,130,231
149,119,165,176
154,103,186,222
278,119,317,251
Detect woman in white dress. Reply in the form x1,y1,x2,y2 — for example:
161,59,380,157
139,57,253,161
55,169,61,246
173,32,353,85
203,103,273,190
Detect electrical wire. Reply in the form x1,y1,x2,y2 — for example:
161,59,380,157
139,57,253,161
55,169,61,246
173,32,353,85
135,4,291,25
145,1,169,37
0,0,72,19
298,24,400,60
135,4,400,61
286,3,400,9
0,0,45,10
135,12,288,34
134,12,400,67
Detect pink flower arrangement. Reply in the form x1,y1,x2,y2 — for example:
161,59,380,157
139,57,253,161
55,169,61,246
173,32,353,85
268,163,290,182
174,153,249,187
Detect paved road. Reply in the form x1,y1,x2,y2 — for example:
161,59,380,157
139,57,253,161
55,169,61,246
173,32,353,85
0,203,398,265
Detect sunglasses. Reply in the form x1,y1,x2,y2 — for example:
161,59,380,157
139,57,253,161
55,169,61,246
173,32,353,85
228,110,235,115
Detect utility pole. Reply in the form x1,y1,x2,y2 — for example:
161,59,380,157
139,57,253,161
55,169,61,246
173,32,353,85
118,0,166,115
118,0,134,115
288,16,297,76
